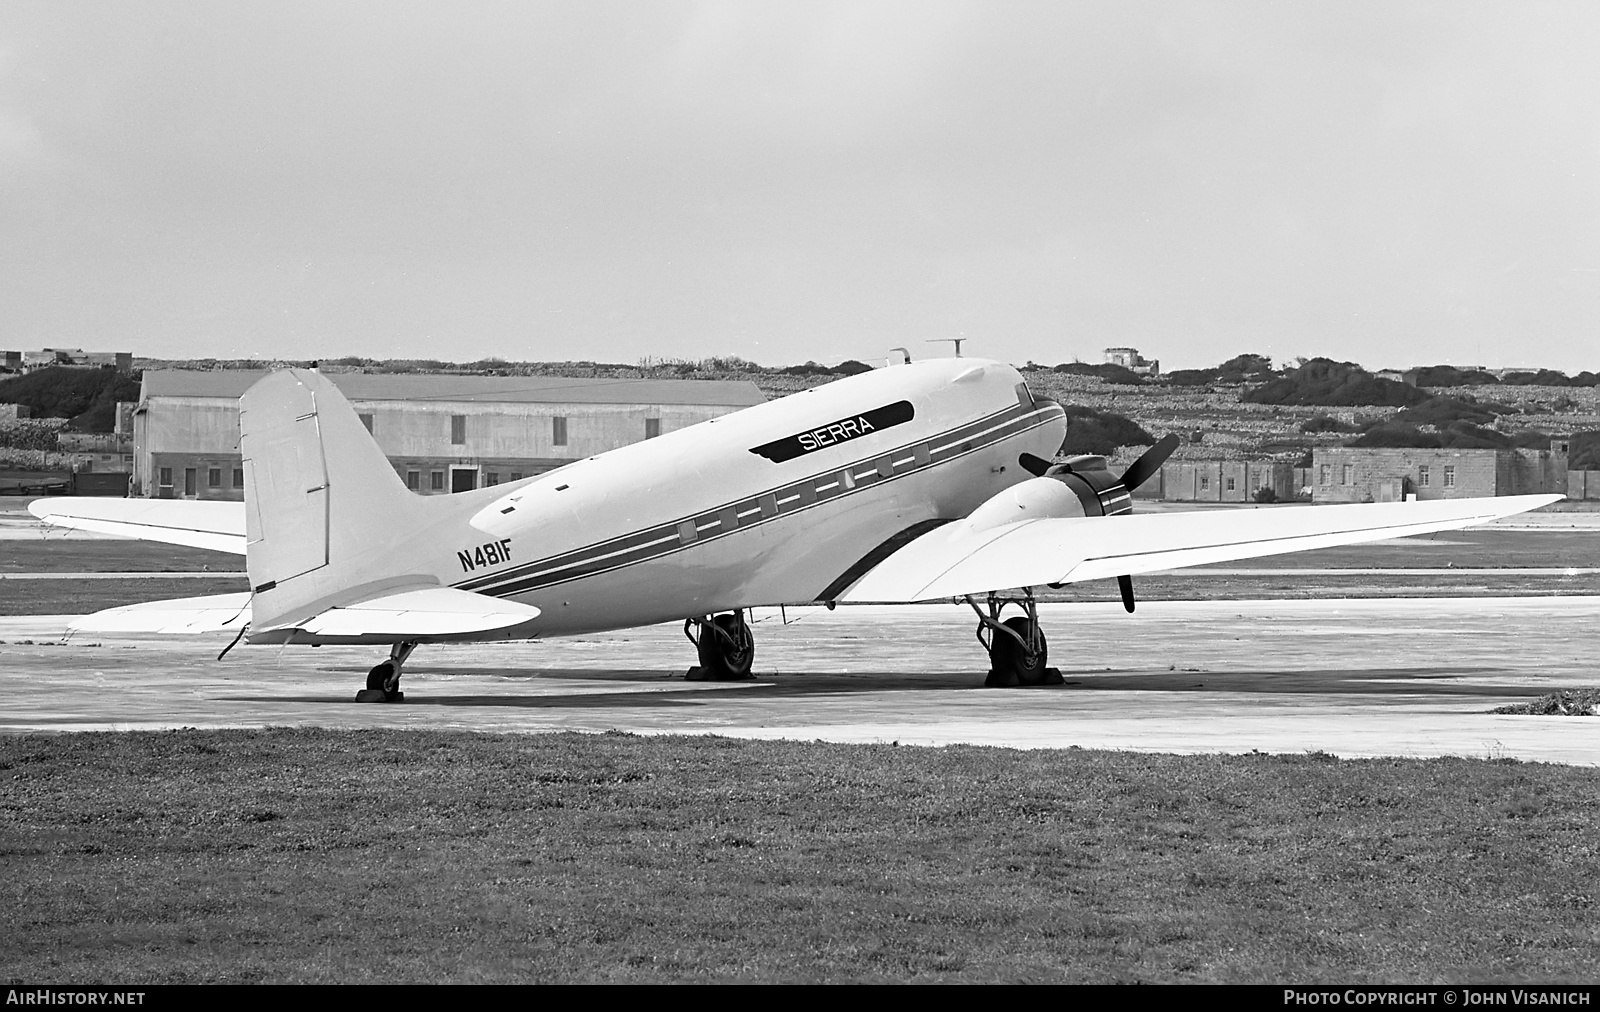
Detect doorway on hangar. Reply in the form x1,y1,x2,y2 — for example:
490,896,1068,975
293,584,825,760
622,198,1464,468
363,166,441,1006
450,467,479,493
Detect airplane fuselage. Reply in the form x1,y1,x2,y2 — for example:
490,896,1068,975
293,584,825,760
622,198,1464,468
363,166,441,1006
364,358,1066,639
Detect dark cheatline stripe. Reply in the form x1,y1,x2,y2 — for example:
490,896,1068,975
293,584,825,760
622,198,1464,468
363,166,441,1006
457,401,1063,598
813,519,952,603
457,518,682,590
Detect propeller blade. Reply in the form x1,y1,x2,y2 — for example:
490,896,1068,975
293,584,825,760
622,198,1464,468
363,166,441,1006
1018,452,1053,477
1117,574,1135,613
1119,433,1181,493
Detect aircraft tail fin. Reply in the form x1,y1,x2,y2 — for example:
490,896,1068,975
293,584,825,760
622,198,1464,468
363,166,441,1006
240,369,440,630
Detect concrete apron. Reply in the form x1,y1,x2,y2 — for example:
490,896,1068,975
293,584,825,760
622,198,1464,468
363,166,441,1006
2,596,1597,765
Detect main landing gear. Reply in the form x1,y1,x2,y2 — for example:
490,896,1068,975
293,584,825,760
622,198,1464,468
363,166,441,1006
967,591,1063,687
355,640,417,703
684,610,755,681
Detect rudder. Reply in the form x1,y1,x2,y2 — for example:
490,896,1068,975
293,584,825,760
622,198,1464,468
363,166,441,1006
240,370,433,629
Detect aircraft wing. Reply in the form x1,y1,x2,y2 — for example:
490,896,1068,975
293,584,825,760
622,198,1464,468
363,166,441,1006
842,493,1563,602
70,586,541,643
28,499,247,555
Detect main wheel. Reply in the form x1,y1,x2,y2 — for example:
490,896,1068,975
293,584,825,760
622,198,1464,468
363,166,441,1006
696,613,754,680
988,617,1048,686
366,661,396,691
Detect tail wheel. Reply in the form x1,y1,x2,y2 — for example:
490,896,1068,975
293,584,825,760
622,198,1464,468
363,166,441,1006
696,612,754,680
989,617,1048,686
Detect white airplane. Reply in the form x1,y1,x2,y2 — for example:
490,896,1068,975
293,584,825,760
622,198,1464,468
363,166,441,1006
30,360,1559,700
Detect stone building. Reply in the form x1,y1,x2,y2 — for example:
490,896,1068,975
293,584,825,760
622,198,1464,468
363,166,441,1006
1569,470,1600,500
1134,460,1299,502
1310,445,1568,503
1103,347,1160,377
131,371,766,500
1,348,132,373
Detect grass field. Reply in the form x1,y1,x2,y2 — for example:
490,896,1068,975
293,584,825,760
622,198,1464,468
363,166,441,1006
0,539,244,574
0,577,248,616
4,729,1600,983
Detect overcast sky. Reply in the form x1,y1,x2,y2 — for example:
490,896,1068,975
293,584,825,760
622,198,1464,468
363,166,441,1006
3,1,1597,371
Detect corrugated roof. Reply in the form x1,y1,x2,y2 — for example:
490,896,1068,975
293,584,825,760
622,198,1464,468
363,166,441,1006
140,370,767,407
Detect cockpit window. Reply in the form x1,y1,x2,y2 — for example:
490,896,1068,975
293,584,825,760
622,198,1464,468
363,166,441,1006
1015,381,1035,408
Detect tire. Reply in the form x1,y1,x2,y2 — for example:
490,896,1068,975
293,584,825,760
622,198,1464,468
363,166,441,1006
696,613,754,680
366,661,395,692
990,617,1048,686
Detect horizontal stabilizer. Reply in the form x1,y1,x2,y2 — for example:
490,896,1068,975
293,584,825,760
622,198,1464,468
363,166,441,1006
843,494,1563,602
29,499,246,555
69,586,541,644
250,586,542,644
69,592,252,634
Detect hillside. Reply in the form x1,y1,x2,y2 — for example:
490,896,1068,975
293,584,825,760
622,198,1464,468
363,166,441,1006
0,368,141,432
124,354,1600,466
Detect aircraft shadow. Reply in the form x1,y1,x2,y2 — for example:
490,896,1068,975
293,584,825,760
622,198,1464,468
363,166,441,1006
220,664,1555,710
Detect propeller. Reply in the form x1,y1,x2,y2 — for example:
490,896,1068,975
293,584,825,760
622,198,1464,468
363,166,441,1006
1016,433,1180,612
1119,433,1181,492
1109,434,1180,612
1117,574,1136,613
1019,452,1053,477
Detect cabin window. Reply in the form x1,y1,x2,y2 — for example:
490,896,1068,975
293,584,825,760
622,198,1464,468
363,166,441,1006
758,493,778,518
450,415,466,445
1443,466,1455,488
208,468,222,488
645,417,661,439
876,456,894,479
359,413,374,434
913,443,932,467
405,471,420,490
717,506,739,532
552,416,568,446
677,520,698,545
1418,466,1430,487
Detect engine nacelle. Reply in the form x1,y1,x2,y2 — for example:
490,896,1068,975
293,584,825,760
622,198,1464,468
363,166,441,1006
964,466,1133,534
1049,466,1133,517
965,477,1089,532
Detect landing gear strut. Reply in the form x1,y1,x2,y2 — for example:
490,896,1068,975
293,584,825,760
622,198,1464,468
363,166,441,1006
967,591,1061,687
684,610,755,681
355,640,417,703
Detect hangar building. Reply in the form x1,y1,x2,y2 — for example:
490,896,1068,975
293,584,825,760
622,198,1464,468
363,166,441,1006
1310,445,1568,503
131,371,766,500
